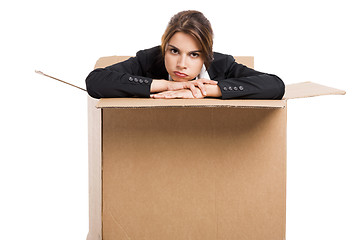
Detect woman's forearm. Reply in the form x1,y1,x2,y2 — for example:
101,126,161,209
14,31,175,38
150,79,169,93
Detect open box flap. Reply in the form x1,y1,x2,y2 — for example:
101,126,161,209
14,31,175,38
96,98,286,109
283,81,346,99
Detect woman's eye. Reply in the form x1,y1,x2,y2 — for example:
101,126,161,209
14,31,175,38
190,53,199,58
170,49,178,54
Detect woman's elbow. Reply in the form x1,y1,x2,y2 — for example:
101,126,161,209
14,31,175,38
85,70,104,99
269,74,285,100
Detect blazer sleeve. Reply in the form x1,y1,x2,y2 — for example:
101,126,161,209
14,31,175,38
217,56,285,100
85,50,153,99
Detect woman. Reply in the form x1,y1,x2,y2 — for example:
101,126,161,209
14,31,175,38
86,10,285,99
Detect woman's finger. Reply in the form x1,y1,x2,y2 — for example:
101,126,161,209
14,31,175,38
151,94,165,99
196,82,207,96
197,78,218,85
189,84,199,98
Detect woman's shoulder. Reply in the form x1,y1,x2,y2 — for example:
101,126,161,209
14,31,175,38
213,51,236,63
136,46,162,58
133,46,166,78
213,51,233,59
134,46,163,67
211,51,235,69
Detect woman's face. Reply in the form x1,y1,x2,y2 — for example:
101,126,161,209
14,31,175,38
164,32,204,82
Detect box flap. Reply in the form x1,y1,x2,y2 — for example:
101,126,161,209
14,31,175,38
283,81,346,99
94,56,132,69
96,98,286,109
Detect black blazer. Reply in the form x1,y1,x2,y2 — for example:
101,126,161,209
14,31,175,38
86,46,285,99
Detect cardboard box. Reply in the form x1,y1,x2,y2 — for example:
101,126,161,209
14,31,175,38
86,56,345,240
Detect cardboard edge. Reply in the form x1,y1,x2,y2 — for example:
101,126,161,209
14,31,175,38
95,99,286,109
87,96,103,240
96,105,285,110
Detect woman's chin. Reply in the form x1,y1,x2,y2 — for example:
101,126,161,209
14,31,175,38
171,75,194,82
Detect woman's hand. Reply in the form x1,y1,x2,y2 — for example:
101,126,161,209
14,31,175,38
150,78,221,98
150,88,204,99
168,78,218,97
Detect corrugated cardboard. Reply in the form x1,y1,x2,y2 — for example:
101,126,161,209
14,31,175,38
86,56,345,240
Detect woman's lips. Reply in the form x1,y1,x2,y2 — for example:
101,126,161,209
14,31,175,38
174,71,188,78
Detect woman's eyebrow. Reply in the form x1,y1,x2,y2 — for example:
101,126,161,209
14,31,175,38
189,50,202,53
168,44,202,53
168,44,179,50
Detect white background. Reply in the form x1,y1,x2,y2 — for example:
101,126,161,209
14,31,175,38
1,0,359,239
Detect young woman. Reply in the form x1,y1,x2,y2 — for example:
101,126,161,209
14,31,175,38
86,10,285,99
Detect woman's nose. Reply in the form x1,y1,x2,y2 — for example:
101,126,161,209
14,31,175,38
177,55,187,69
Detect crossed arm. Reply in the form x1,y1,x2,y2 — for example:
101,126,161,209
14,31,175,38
86,51,285,100
150,78,221,99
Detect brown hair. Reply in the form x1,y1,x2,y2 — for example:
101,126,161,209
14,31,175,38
161,10,214,69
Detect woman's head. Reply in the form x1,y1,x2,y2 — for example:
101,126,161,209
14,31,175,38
161,10,214,81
